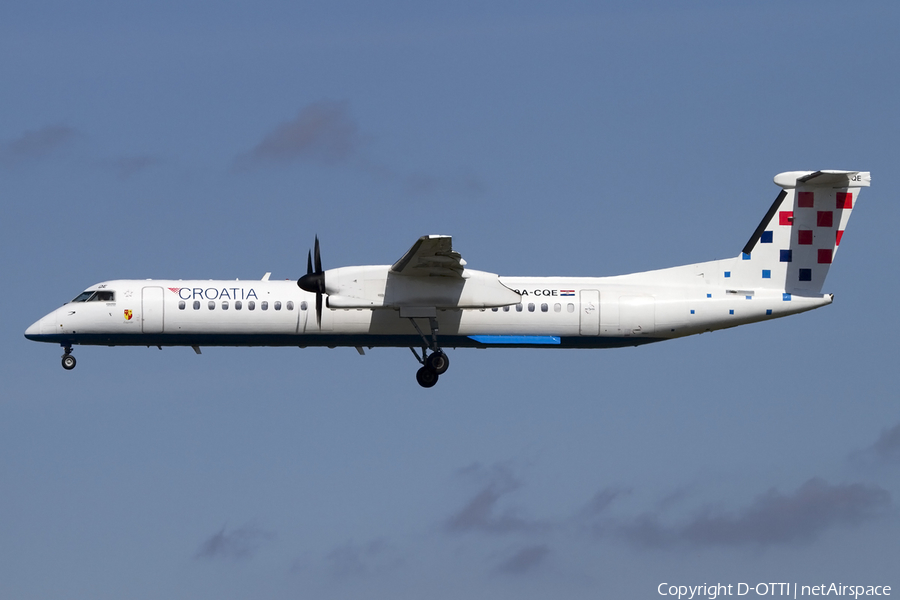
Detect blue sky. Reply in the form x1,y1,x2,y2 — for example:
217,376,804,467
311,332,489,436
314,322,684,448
2,2,899,598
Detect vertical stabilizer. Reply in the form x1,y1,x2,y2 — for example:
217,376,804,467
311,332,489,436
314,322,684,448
728,170,870,295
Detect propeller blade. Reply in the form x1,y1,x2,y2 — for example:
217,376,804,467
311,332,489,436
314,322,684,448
314,235,322,274
298,236,326,328
315,291,322,326
298,237,325,294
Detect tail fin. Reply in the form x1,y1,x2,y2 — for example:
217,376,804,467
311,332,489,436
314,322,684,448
729,170,871,294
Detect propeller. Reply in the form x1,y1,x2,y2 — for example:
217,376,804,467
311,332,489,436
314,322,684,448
297,235,325,326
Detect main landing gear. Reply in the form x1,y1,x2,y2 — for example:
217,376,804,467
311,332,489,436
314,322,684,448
61,345,76,370
409,316,450,388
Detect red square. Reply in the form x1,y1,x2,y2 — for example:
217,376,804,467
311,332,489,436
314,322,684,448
837,192,853,209
836,230,844,246
817,211,833,227
798,230,813,245
779,211,793,226
798,191,814,208
818,249,833,264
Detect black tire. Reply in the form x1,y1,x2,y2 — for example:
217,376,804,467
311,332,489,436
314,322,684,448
61,355,76,370
416,366,439,388
426,351,449,375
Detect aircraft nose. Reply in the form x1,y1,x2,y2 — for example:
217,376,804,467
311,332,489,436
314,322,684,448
24,318,43,340
25,310,57,341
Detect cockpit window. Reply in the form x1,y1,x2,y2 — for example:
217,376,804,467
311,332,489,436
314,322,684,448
70,290,115,303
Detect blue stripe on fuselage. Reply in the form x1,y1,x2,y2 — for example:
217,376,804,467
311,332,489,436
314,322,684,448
468,335,560,345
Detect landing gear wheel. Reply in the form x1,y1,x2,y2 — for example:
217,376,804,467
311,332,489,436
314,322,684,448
416,366,439,388
61,354,76,370
426,351,450,375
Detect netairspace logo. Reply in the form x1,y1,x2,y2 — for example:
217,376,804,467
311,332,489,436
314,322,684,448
658,583,891,600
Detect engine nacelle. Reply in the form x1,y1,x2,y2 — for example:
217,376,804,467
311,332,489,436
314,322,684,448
324,265,521,310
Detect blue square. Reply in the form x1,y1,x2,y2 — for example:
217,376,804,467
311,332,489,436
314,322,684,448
783,293,792,301
745,295,751,300
690,309,695,314
780,249,792,262
742,252,751,260
762,269,771,279
799,268,812,282
724,271,731,278
707,293,712,298
761,231,773,243
729,309,734,315
766,309,772,315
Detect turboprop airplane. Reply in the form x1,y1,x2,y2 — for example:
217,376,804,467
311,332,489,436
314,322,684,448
25,170,870,387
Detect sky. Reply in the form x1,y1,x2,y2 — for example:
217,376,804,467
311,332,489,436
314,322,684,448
2,2,900,599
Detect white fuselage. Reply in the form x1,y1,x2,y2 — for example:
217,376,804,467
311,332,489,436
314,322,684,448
25,264,830,351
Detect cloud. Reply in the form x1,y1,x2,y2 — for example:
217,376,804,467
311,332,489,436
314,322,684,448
1,124,78,165
493,544,551,575
239,101,359,167
869,422,900,464
578,487,630,519
575,486,632,539
234,101,485,197
324,538,402,579
194,523,275,560
445,463,546,535
615,478,890,548
847,422,900,466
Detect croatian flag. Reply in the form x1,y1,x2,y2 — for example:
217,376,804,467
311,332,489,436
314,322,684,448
560,290,575,296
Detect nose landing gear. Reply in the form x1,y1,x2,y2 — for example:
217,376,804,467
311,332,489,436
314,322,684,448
61,346,76,370
409,316,450,388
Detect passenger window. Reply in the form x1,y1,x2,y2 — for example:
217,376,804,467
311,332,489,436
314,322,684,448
274,301,282,311
300,301,308,311
528,303,535,312
492,307,498,312
235,301,242,310
541,303,548,312
178,301,185,310
287,301,294,310
193,301,200,310
248,301,256,310
516,303,523,312
222,301,229,310
261,301,268,311
503,306,510,312
554,303,561,312
567,303,575,313
208,301,215,310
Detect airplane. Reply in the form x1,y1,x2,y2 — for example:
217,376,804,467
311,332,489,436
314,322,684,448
25,170,870,387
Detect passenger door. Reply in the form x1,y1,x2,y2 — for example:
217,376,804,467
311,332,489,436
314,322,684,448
579,290,600,335
142,287,164,333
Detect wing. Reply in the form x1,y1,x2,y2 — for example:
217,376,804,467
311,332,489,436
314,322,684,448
391,235,467,277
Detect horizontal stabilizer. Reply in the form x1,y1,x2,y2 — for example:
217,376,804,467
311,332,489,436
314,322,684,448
774,170,871,189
